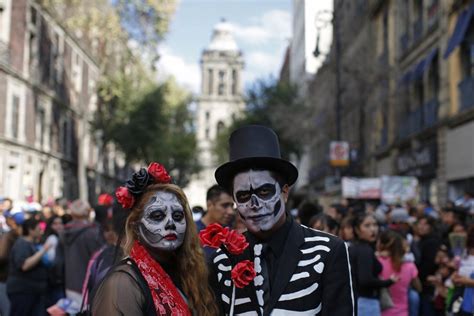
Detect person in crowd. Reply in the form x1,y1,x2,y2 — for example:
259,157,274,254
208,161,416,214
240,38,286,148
426,244,455,315
350,212,397,316
414,215,443,316
211,125,354,315
92,162,218,315
450,225,474,316
339,216,355,243
377,230,421,316
0,210,23,316
81,204,128,311
195,184,234,232
194,185,234,261
309,213,339,235
296,199,322,226
7,218,51,316
0,197,12,233
326,203,346,222
440,206,467,241
455,190,474,215
42,215,65,309
61,199,104,306
192,205,204,222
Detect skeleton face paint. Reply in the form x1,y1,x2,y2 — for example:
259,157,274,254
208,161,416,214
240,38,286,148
233,170,285,233
138,191,187,251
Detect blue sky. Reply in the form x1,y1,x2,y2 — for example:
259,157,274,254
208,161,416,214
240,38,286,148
156,0,292,93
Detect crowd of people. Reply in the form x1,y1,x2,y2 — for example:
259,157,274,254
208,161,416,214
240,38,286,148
0,187,473,315
0,143,473,316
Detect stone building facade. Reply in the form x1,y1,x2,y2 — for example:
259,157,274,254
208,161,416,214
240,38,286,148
184,20,245,207
0,0,125,204
304,0,474,206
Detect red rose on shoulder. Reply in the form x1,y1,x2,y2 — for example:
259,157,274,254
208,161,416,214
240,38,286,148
231,260,256,288
147,162,172,184
224,230,249,255
115,186,135,209
199,223,229,248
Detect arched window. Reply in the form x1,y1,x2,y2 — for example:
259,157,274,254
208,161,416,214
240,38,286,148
216,121,225,135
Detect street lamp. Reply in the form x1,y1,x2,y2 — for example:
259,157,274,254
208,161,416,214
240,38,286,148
312,9,342,142
312,10,333,58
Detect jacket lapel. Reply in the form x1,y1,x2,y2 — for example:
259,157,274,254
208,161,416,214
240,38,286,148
264,222,304,315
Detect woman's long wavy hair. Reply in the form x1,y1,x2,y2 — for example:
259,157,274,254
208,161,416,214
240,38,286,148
378,230,405,272
123,183,218,315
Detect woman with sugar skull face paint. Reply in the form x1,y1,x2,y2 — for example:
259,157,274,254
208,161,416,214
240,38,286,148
91,163,218,316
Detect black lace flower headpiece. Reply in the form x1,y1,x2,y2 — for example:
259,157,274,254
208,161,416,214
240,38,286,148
115,162,172,209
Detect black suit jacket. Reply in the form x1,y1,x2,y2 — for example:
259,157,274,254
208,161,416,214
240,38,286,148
209,221,355,315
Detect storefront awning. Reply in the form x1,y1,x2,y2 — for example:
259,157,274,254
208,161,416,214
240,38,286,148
444,3,474,59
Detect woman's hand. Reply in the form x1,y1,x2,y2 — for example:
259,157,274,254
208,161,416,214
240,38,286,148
390,274,400,283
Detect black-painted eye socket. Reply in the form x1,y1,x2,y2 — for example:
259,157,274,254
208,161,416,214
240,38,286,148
149,211,165,222
172,211,184,221
236,191,251,203
255,184,276,200
235,183,277,203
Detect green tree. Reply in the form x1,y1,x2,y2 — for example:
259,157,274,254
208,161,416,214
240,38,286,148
215,77,305,164
108,78,199,187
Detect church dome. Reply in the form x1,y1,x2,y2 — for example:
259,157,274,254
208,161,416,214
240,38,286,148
207,19,239,52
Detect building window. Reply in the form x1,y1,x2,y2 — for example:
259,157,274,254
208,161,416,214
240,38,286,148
205,111,210,121
208,69,213,95
427,55,439,100
11,95,20,139
205,128,210,139
72,52,82,92
217,121,225,134
231,69,238,95
413,0,423,41
218,70,226,96
36,107,45,148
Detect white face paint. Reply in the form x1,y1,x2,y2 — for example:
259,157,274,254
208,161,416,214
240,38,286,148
232,170,285,233
138,191,187,251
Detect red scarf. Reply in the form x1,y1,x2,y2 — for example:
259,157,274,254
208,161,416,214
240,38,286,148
130,241,191,316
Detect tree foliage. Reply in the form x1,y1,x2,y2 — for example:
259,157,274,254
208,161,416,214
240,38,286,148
40,0,176,67
215,77,306,165
100,78,199,187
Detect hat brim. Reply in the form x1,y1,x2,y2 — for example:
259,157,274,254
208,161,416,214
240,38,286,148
215,157,298,191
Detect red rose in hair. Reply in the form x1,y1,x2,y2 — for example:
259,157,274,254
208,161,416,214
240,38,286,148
147,162,171,184
199,223,229,248
231,260,256,288
115,186,135,209
224,230,249,255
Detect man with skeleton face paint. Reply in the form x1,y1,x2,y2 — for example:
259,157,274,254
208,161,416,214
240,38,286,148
211,125,355,316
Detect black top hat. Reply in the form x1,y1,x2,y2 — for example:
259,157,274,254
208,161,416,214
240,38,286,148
215,125,298,190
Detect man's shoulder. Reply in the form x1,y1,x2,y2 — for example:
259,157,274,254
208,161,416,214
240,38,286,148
299,223,345,247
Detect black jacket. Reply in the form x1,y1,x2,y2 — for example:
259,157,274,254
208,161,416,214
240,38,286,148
349,240,393,299
209,220,355,315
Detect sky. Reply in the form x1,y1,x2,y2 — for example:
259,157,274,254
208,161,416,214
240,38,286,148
156,0,293,94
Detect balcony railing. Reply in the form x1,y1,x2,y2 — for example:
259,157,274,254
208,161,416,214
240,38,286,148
459,76,474,112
